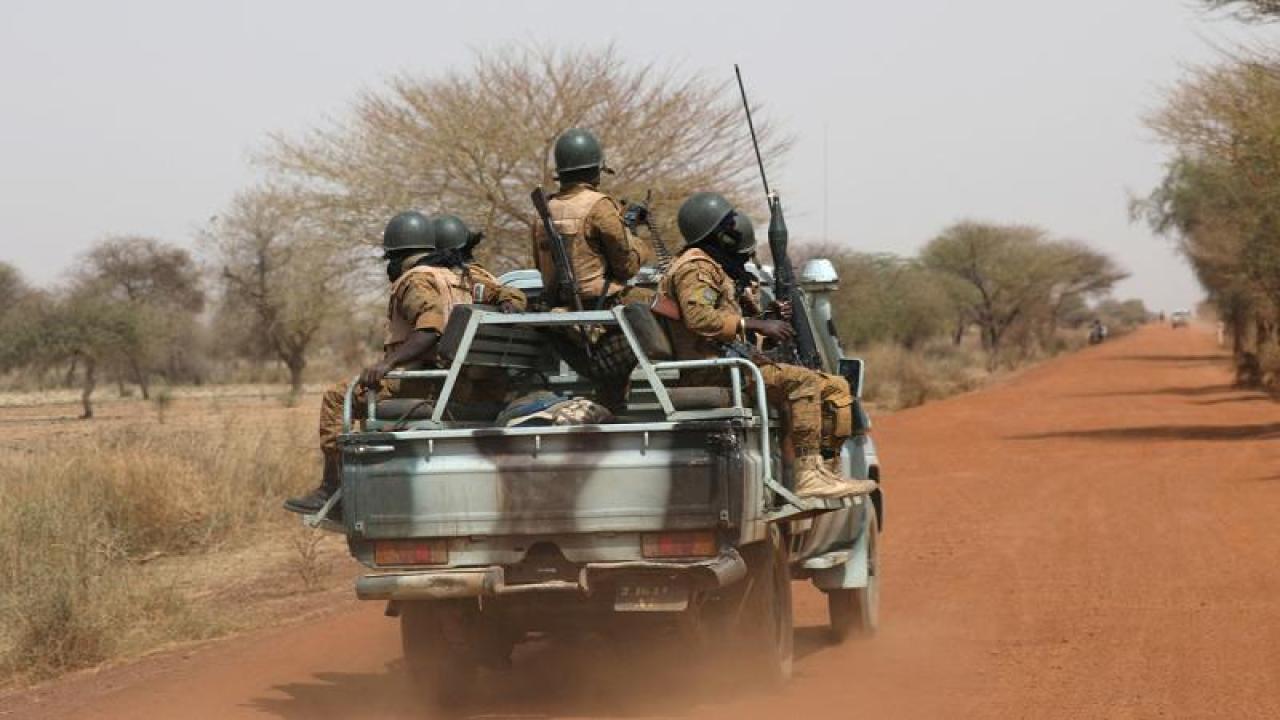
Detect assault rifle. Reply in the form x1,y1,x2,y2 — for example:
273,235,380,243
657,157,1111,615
531,186,594,360
735,64,823,370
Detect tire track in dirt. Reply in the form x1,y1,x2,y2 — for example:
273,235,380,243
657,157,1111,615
9,324,1280,719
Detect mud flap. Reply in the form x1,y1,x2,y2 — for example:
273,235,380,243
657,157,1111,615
810,506,872,590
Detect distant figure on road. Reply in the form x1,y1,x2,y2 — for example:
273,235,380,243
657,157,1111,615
1217,321,1226,347
1089,319,1108,345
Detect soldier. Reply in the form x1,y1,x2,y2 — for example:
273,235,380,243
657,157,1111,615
658,192,875,499
531,127,656,411
734,213,860,474
531,127,654,307
284,211,526,516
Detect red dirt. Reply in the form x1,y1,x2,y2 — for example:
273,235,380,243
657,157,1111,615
9,325,1280,719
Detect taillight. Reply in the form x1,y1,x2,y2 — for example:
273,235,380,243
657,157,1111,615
641,531,717,559
374,539,449,566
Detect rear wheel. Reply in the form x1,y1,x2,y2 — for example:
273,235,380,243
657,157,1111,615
737,526,794,683
400,601,479,709
828,506,880,642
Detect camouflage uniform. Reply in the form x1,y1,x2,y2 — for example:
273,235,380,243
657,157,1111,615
658,248,827,455
739,278,856,456
530,182,656,410
317,262,526,456
531,182,654,307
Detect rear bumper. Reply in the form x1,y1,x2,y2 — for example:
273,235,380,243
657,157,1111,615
355,549,747,601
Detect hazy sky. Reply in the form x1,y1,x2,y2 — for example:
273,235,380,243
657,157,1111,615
2,0,1277,311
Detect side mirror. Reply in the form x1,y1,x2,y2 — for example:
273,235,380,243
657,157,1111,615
838,357,864,399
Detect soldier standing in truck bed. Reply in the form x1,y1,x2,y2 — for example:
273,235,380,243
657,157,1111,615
285,211,526,516
658,192,875,500
530,128,655,411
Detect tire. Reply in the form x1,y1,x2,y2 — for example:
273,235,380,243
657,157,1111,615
828,506,880,642
737,526,794,683
400,601,478,709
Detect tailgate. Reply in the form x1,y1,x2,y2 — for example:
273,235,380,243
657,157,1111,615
341,425,734,539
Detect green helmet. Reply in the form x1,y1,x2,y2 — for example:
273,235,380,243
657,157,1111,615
734,213,757,255
677,192,736,247
554,128,605,175
382,211,435,255
431,214,471,251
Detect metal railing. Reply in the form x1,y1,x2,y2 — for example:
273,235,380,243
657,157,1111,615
339,306,802,506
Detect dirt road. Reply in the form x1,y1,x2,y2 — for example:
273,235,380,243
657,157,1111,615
12,325,1280,719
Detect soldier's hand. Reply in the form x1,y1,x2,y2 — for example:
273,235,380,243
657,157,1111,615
770,300,794,322
359,362,392,389
745,317,795,342
622,203,649,230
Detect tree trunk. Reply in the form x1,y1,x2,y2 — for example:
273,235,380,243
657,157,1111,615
128,355,150,400
287,354,306,396
80,355,97,419
64,357,78,387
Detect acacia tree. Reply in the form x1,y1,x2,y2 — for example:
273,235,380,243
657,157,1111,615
1137,57,1280,381
203,187,364,394
4,284,143,418
265,44,788,272
1042,239,1129,335
922,223,1059,360
78,236,204,396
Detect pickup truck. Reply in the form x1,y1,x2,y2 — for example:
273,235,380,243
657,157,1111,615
306,258,883,706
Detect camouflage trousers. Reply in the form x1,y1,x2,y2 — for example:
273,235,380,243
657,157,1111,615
816,371,855,455
549,286,655,412
317,369,509,456
318,378,394,458
683,362,825,455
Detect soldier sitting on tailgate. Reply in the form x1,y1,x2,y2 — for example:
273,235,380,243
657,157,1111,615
732,212,862,478
284,211,527,517
530,128,656,412
657,192,876,500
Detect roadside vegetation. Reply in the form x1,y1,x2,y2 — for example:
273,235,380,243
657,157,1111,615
808,221,1143,410
0,400,325,683
1135,0,1280,386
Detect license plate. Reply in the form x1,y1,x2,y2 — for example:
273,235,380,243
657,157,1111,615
614,579,689,612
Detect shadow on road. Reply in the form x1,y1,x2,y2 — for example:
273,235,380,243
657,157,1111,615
1070,384,1239,399
246,625,840,719
1106,354,1227,364
1194,395,1276,406
1012,422,1280,443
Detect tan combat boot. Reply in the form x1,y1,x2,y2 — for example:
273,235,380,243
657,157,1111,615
823,456,879,496
794,455,871,499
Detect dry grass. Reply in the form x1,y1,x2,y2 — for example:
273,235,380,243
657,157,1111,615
0,397,325,683
861,340,990,410
860,330,1091,411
